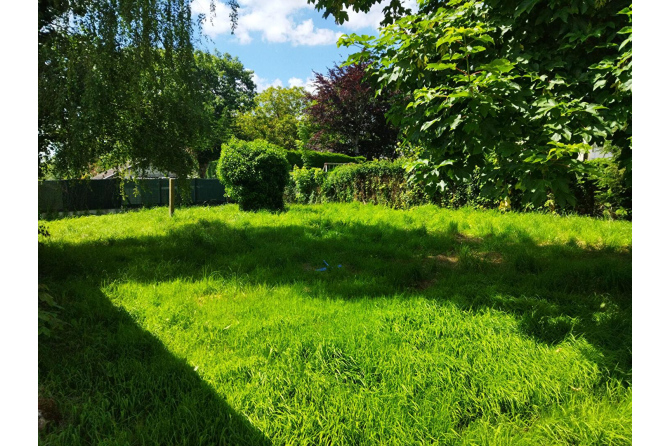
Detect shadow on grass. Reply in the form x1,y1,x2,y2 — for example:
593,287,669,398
38,281,272,445
39,215,632,440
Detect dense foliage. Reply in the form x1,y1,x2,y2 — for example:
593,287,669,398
234,86,308,150
337,0,632,208
216,139,290,211
38,0,241,179
321,160,424,208
580,156,631,219
285,167,327,204
285,157,630,218
193,51,255,178
285,160,425,209
305,63,400,159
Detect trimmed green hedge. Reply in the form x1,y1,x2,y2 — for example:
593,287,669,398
283,149,365,169
285,151,304,168
217,139,290,211
301,151,366,169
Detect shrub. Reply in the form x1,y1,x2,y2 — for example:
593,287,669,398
428,167,497,210
301,151,366,169
287,151,631,218
285,167,326,204
216,139,290,211
585,157,631,219
322,160,427,209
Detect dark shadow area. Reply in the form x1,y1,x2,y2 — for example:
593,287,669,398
40,217,632,388
38,280,272,445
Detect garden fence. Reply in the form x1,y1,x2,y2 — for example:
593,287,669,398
38,179,226,214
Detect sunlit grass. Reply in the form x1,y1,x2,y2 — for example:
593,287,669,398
39,203,632,445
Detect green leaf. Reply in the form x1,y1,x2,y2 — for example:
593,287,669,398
478,59,515,74
593,78,608,90
426,63,457,71
450,114,463,130
420,119,440,132
473,34,495,45
514,0,542,18
449,91,471,99
562,127,572,141
436,160,455,168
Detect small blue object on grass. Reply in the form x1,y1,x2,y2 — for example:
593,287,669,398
316,260,342,272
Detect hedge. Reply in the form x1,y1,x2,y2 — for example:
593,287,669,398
301,151,366,169
283,149,365,169
285,158,631,219
286,160,426,209
284,167,326,205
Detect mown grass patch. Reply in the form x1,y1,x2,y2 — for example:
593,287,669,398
39,203,632,445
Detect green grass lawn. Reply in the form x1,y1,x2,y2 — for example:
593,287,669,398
38,203,632,445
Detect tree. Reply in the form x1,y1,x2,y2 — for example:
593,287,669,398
307,0,411,26
193,51,255,178
305,63,400,160
234,86,308,150
38,0,240,179
329,0,631,208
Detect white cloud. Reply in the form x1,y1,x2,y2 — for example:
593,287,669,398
342,3,387,31
192,0,236,37
192,0,420,42
288,77,317,94
251,73,283,92
192,0,342,46
250,74,316,93
291,19,344,46
342,0,419,31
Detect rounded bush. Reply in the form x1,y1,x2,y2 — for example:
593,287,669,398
216,138,290,211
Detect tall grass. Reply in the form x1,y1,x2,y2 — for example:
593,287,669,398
39,203,632,445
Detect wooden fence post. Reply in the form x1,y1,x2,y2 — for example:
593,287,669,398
169,178,175,217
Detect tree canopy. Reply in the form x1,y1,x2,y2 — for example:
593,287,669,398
193,51,255,177
234,86,308,151
333,0,631,208
305,63,399,159
38,0,240,179
307,0,411,26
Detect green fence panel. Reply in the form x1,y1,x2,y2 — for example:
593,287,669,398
39,179,226,213
191,179,226,204
61,179,122,211
123,180,162,207
38,181,64,213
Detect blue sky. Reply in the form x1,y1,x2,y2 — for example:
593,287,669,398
190,0,410,92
